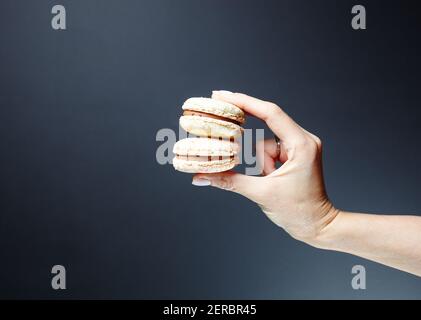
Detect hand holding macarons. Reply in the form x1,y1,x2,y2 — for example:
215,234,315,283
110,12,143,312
190,91,336,243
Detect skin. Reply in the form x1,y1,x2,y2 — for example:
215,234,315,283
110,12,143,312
192,90,421,277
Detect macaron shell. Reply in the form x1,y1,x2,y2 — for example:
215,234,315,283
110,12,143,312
173,137,239,157
173,156,238,173
182,97,245,124
180,115,242,138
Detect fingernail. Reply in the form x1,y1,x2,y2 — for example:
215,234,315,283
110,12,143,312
192,178,211,187
212,90,233,95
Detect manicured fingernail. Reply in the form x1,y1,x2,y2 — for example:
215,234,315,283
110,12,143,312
192,178,211,187
212,90,233,95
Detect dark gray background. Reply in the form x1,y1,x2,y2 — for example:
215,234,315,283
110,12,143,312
1,0,420,299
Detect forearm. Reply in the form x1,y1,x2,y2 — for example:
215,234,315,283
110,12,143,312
311,210,421,276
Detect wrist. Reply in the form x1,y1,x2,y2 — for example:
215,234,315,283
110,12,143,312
285,201,342,247
304,206,344,250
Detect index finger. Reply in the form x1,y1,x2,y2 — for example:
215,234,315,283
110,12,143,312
211,91,304,142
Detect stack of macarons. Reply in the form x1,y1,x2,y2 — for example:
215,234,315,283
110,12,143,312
173,97,245,173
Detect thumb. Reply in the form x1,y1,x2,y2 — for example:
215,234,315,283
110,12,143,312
192,171,261,201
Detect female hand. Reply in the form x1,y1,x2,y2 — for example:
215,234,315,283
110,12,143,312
193,90,338,244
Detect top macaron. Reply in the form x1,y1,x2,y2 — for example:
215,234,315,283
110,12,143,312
180,97,245,138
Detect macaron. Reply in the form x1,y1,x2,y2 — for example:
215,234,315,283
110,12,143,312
180,97,245,138
173,137,240,173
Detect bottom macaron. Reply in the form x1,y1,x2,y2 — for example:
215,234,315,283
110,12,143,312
172,137,240,173
173,156,237,173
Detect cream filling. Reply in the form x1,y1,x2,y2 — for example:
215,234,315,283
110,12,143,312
175,155,234,162
183,110,242,126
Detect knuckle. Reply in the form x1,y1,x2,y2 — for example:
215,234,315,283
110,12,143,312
293,136,310,149
313,135,322,149
294,137,320,159
306,139,319,154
